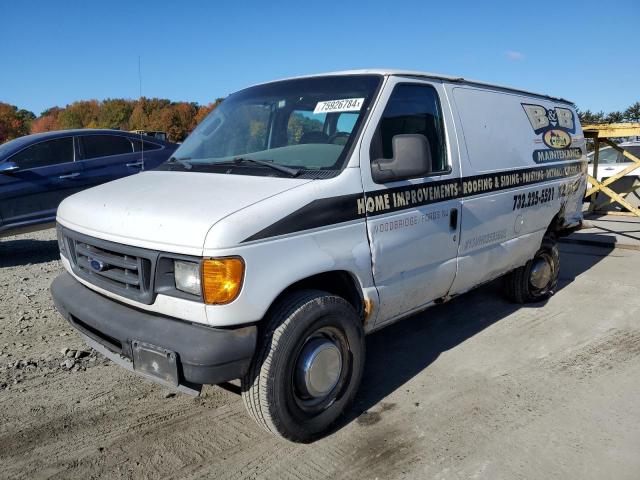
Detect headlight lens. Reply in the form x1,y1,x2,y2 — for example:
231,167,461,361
174,260,201,296
202,257,244,304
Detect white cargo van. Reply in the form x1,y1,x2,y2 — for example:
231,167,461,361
51,70,587,442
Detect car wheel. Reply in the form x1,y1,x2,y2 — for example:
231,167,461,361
241,289,365,443
505,234,559,303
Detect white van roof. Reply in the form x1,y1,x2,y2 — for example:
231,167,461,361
251,69,574,106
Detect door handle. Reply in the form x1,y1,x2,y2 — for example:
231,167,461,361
126,161,144,168
59,172,80,179
449,208,458,230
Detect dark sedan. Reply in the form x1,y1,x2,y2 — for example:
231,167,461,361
0,129,177,237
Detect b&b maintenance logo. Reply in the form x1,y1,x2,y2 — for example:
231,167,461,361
522,103,583,163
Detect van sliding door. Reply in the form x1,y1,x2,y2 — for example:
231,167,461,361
447,86,582,295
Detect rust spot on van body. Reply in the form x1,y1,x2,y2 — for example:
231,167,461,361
363,298,374,326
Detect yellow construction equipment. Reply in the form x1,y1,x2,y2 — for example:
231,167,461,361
582,122,640,217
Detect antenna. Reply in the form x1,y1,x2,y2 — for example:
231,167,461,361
138,55,144,170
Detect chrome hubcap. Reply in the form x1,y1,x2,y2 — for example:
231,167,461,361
295,338,343,399
530,256,552,289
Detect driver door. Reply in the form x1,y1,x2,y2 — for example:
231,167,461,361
359,78,462,326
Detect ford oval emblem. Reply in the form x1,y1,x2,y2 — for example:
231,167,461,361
89,258,106,272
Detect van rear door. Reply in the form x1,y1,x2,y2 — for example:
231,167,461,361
360,77,462,326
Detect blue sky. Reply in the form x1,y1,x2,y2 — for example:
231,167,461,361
1,0,638,116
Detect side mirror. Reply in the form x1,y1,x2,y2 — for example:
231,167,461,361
371,134,432,183
0,161,19,174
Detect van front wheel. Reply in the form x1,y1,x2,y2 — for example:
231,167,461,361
241,290,365,443
504,235,559,303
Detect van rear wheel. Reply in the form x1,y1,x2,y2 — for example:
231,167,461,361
241,290,365,443
504,235,559,303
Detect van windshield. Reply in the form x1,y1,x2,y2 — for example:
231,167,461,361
160,75,381,177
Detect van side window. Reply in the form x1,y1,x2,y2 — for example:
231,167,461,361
9,137,74,170
371,84,447,174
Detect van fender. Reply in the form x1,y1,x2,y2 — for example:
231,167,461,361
204,222,378,328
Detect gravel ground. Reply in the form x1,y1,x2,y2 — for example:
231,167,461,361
1,227,639,479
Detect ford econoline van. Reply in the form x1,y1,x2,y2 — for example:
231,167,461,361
51,70,587,442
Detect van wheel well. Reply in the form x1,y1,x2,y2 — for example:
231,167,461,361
271,272,364,322
547,211,578,238
547,213,562,237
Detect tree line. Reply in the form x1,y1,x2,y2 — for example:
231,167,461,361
1,97,639,145
0,103,36,143
576,102,640,125
0,97,223,144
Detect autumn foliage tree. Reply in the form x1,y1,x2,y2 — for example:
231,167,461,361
98,99,134,130
0,103,35,143
30,107,62,134
4,96,640,146
19,97,225,143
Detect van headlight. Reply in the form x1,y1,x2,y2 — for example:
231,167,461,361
174,260,201,296
173,257,244,304
202,257,244,304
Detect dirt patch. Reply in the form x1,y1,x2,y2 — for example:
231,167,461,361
1,229,640,479
551,329,640,379
356,401,397,426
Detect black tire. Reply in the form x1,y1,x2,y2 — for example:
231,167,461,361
241,289,365,443
504,234,559,303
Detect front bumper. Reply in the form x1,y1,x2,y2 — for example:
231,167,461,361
51,273,257,390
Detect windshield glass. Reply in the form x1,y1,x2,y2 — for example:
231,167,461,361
160,75,381,176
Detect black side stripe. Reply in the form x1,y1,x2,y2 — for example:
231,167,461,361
243,193,362,243
242,160,587,242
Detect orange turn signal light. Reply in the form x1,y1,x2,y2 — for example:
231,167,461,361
202,257,244,305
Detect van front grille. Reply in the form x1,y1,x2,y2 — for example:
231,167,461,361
74,241,148,292
63,230,158,304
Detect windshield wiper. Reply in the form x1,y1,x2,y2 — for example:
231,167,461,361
233,157,300,177
167,156,192,170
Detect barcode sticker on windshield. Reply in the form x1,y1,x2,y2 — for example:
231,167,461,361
313,98,364,114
